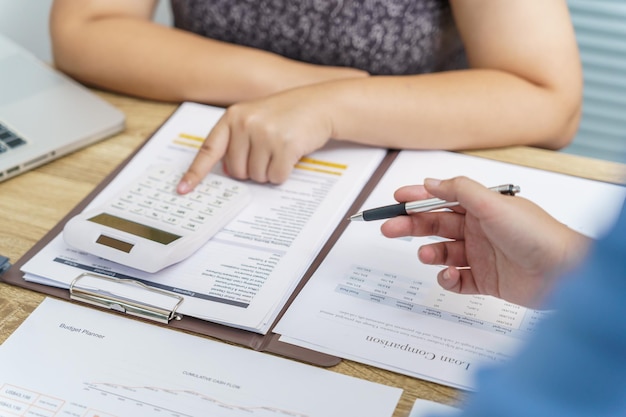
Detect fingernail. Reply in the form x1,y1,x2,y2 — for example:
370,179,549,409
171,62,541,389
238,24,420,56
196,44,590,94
424,178,441,188
441,268,451,280
177,180,191,194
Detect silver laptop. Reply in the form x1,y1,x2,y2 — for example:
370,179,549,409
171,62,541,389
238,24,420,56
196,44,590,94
0,32,125,182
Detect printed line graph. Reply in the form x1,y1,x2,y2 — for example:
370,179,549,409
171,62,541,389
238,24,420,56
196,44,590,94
0,382,308,417
87,381,309,417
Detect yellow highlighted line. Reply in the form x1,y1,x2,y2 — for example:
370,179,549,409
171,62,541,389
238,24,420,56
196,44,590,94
299,157,347,170
174,135,348,176
178,133,205,142
294,164,341,176
173,139,201,149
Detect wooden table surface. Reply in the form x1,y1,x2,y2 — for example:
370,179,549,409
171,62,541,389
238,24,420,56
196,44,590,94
1,91,625,417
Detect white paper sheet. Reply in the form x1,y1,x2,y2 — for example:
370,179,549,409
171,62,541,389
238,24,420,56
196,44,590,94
275,150,626,390
0,298,401,417
20,102,387,333
409,399,459,417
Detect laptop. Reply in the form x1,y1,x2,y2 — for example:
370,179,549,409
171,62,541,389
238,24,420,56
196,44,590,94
0,32,125,182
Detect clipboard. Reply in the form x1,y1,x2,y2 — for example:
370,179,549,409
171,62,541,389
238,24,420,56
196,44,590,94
1,105,398,367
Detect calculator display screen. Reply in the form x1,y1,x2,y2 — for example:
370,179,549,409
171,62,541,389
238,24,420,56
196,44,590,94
88,213,181,245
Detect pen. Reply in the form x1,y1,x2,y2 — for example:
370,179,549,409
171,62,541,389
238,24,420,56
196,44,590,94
349,184,520,222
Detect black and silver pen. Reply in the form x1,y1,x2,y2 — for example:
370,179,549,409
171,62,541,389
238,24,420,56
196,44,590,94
349,184,520,222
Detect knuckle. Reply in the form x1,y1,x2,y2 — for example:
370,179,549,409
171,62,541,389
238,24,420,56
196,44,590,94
268,171,288,185
249,167,268,183
198,141,217,156
227,165,248,180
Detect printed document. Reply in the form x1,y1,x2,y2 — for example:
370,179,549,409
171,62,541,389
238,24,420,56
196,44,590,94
0,298,402,417
275,150,626,390
19,102,387,333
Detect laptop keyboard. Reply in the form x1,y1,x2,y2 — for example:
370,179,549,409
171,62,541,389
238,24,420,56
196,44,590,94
0,123,27,155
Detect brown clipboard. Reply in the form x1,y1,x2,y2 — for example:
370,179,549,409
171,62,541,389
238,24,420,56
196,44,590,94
2,104,398,367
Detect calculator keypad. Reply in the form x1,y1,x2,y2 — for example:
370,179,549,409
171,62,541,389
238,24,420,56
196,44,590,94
108,165,248,233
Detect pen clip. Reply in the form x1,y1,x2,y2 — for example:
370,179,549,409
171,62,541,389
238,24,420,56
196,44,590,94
497,184,521,196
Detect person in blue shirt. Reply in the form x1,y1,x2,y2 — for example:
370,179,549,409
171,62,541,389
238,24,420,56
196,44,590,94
381,176,626,416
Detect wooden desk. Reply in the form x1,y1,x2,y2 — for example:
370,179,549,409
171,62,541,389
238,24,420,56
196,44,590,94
1,91,625,416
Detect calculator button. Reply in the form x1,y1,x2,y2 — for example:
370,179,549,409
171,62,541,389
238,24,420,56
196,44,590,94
172,208,190,217
163,216,181,226
188,192,207,203
181,222,200,232
146,210,162,220
158,183,176,194
194,184,210,194
149,166,175,179
180,200,198,211
156,203,172,212
190,214,208,224
147,191,162,200
139,199,155,208
199,207,215,216
138,179,156,188
164,195,180,204
111,201,129,210
119,193,136,203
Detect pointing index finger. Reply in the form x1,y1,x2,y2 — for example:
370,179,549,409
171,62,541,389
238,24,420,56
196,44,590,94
176,119,230,194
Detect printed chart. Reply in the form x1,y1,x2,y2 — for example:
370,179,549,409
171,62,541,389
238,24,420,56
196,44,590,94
337,263,546,338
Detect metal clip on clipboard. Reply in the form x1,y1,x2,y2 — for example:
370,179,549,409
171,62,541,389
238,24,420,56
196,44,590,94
69,273,184,324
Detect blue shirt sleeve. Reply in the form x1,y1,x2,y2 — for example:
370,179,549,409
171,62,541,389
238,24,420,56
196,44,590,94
432,200,626,417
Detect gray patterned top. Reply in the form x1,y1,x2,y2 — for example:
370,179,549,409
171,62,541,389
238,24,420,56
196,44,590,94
169,0,467,75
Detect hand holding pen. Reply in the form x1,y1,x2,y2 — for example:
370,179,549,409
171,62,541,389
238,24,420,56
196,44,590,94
374,177,589,309
350,184,520,221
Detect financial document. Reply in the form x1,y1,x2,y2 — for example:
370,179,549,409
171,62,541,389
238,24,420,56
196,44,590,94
0,298,401,417
275,150,626,390
19,102,387,333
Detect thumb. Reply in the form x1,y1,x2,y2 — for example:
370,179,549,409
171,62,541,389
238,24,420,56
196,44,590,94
424,176,500,215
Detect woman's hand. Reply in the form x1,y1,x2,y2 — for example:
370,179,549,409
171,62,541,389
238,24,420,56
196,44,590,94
177,85,336,190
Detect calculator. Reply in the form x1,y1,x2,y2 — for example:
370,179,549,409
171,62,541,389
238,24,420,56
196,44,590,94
63,164,251,273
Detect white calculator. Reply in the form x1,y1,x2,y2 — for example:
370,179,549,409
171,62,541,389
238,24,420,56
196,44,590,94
63,164,251,273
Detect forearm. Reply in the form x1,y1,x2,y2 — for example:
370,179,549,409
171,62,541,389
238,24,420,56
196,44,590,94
51,17,366,106
323,70,581,150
